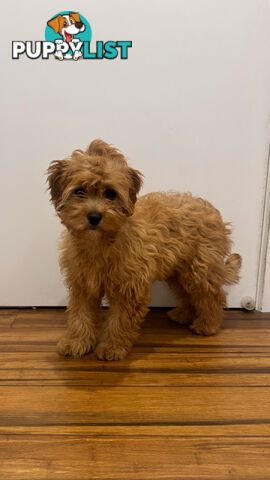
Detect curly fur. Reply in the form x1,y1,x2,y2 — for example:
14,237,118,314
47,139,241,360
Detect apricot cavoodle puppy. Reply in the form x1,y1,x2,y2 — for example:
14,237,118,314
47,139,241,361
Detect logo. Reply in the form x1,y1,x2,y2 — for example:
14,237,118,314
12,11,132,61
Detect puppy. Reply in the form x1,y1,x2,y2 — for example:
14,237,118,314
47,12,85,60
47,139,241,361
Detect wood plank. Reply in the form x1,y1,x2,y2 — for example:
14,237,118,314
138,328,270,346
2,351,270,369
7,307,270,330
0,352,270,386
0,309,19,316
0,386,269,426
0,436,270,480
10,308,67,328
1,373,270,387
1,423,270,436
1,327,270,347
0,312,17,327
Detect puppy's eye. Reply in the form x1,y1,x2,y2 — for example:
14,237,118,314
74,188,87,198
104,189,117,200
63,21,68,26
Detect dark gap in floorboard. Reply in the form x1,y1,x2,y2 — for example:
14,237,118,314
0,306,250,311
2,433,270,438
1,367,270,374
1,384,270,387
2,420,270,427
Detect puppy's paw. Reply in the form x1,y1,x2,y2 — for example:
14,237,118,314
55,52,64,61
189,321,219,336
57,335,95,358
168,306,193,325
73,51,82,60
95,342,128,361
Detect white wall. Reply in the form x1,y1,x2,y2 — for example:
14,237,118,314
1,0,270,307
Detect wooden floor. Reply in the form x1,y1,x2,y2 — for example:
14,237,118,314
0,308,270,479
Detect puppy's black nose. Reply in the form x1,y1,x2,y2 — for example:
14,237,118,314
87,211,102,226
75,21,83,29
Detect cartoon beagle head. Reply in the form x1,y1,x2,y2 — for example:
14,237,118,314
47,12,85,42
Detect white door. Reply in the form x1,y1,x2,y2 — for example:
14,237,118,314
1,0,270,307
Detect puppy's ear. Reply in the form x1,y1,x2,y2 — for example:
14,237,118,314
47,15,61,33
70,12,81,23
47,160,69,209
128,167,143,210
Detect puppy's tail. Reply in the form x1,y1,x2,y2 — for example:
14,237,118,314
224,253,242,285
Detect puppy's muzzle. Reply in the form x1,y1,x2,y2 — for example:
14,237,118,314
87,211,102,227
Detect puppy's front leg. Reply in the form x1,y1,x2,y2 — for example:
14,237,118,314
95,296,149,361
57,292,100,358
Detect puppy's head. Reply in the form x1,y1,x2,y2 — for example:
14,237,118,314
47,12,85,41
47,140,143,236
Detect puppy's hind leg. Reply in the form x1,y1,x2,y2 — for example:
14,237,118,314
188,288,226,335
184,275,226,336
167,277,194,326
